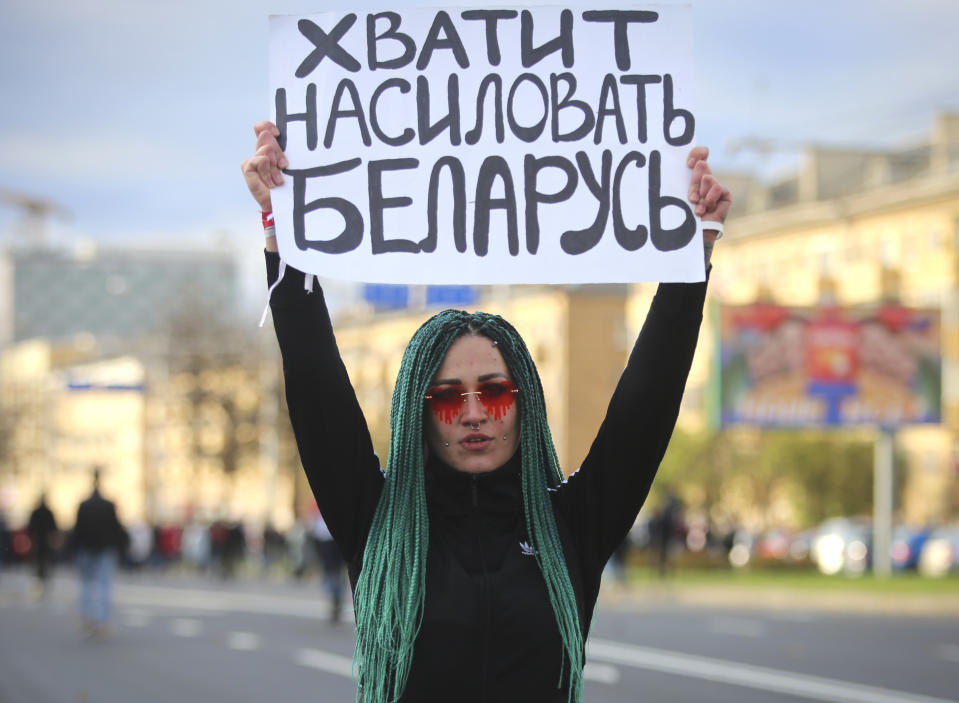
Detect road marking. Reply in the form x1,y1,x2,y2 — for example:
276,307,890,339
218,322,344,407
171,618,202,638
708,616,767,638
115,583,345,619
227,631,261,651
583,662,620,685
295,648,354,678
937,644,959,663
588,638,958,703
294,648,622,688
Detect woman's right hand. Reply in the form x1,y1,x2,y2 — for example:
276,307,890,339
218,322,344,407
241,121,288,212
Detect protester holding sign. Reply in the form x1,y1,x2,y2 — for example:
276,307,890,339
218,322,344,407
244,115,726,701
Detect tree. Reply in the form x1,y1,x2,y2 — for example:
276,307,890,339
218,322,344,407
163,293,265,486
656,427,877,530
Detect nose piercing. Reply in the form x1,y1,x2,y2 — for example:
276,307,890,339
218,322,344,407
470,423,480,431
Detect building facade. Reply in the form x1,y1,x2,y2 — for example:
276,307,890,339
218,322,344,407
629,112,959,525
0,242,299,532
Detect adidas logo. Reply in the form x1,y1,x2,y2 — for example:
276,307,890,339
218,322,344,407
519,541,537,557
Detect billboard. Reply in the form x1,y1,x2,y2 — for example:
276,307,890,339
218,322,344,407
718,303,941,428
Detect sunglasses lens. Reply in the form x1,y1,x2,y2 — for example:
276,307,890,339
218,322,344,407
426,385,465,423
476,381,518,420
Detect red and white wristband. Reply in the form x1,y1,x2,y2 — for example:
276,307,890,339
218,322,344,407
262,210,276,237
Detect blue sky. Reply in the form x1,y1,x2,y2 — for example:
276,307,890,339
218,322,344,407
0,0,957,256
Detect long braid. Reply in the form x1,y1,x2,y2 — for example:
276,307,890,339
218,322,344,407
353,310,584,703
474,315,585,702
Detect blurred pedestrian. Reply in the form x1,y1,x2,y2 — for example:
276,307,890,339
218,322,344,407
70,468,128,637
0,509,7,580
27,493,58,596
222,521,247,579
651,490,684,578
261,522,287,576
126,521,154,569
286,517,309,579
311,512,345,623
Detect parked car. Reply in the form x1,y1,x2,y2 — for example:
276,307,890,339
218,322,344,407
726,527,815,569
811,517,872,575
890,525,933,571
918,525,959,577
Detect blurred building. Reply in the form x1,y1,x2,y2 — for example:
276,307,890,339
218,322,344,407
0,241,299,532
0,242,236,348
0,345,146,524
635,112,959,525
332,284,629,475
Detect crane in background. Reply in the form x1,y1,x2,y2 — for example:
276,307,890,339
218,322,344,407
0,189,70,247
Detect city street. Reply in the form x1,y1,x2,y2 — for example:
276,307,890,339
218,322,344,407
1,569,957,703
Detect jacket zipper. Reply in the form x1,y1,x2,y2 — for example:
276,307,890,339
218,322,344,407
472,475,490,702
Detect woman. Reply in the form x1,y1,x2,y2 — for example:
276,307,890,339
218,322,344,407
243,121,730,703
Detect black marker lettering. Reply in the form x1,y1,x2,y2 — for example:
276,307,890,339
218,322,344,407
507,73,549,143
465,74,505,145
296,16,361,76
417,74,462,146
619,74,661,143
612,151,648,251
648,150,696,251
521,9,573,68
426,156,467,253
288,159,364,254
275,85,318,151
366,12,416,70
550,73,594,143
416,11,470,70
561,150,612,254
524,154,578,254
369,78,415,146
461,9,518,66
324,79,372,148
662,74,695,146
473,156,519,256
369,158,421,254
594,73,627,145
581,10,658,71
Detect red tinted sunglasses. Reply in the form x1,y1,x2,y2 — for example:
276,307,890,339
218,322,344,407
425,380,519,423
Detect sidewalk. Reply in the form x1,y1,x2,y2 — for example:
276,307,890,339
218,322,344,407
598,579,959,616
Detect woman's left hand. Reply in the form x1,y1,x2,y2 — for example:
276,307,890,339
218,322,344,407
687,146,732,244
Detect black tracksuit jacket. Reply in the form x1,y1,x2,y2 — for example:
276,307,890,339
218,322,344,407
266,251,707,702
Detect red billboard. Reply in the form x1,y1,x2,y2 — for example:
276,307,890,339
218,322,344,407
718,303,941,427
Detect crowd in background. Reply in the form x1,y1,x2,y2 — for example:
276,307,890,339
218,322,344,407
2,492,955,586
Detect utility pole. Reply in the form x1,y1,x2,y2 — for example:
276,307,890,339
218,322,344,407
873,429,895,577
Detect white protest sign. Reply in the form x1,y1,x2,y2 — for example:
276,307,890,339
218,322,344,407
269,5,703,284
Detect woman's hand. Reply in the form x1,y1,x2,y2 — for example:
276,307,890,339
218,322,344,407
687,146,731,245
241,121,288,213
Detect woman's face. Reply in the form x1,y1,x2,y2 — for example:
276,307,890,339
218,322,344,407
424,334,521,474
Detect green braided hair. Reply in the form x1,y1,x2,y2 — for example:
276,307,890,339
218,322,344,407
352,309,585,703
